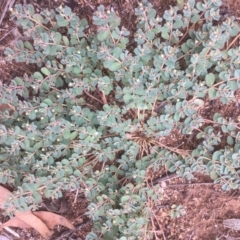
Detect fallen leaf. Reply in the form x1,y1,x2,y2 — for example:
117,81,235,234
0,104,15,113
33,211,75,230
0,186,12,209
15,211,52,239
0,216,31,229
0,186,74,239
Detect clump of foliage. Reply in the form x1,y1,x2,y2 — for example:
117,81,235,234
170,204,186,219
1,0,240,238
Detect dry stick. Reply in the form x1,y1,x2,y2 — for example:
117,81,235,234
0,222,20,238
150,217,160,240
116,0,123,12
10,62,32,74
0,0,16,26
83,0,95,10
152,173,178,185
101,91,108,104
227,32,240,51
142,223,148,240
153,217,166,240
0,27,16,43
73,189,79,204
149,197,167,240
167,182,216,187
96,88,108,104
83,90,104,104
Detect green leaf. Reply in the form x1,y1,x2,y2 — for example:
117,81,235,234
161,31,169,40
83,68,92,74
17,40,24,50
39,102,47,108
108,62,121,72
41,67,50,76
33,142,43,151
23,139,30,149
97,30,110,42
181,43,190,53
43,45,50,55
74,169,81,177
210,171,218,180
196,2,206,11
61,159,70,165
62,36,69,46
49,45,57,55
213,113,221,121
227,81,238,91
78,158,85,166
227,136,234,145
173,20,183,29
57,19,69,27
41,33,49,43
147,8,156,20
63,128,71,139
103,60,114,68
27,4,35,15
32,191,42,203
193,99,204,107
109,16,121,29
212,151,222,161
43,98,53,106
113,47,122,58
70,131,78,140
56,77,64,87
123,93,131,102
73,66,81,74
54,32,62,44
20,19,30,27
121,195,130,203
234,69,240,80
205,73,215,87
4,47,14,55
23,87,29,99
208,88,216,99
221,125,228,133
28,110,36,120
14,77,24,86
24,41,33,50
70,37,78,45
219,71,229,81
64,6,72,16
146,30,155,40
220,97,228,104
42,82,49,91
191,14,200,23
33,14,43,23
44,189,51,198
174,112,180,121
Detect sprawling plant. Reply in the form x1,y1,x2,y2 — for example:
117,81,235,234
1,0,240,238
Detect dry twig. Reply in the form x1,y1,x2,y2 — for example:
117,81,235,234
0,222,20,238
0,0,16,26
